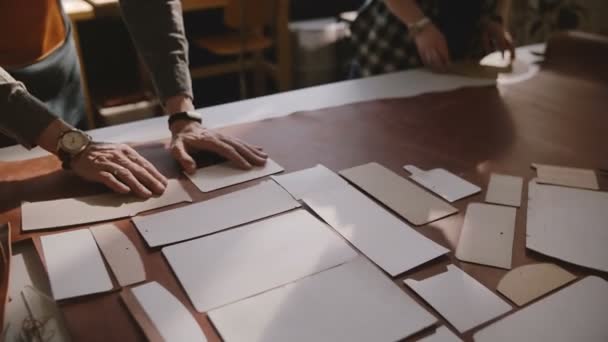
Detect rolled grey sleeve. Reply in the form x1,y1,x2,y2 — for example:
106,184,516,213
119,0,193,102
0,67,58,148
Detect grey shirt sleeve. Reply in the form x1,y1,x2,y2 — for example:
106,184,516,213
0,67,58,148
119,0,193,103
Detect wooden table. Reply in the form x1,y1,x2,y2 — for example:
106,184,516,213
1,32,608,341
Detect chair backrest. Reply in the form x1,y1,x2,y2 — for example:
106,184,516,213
224,0,277,30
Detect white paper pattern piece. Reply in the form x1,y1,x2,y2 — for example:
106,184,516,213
163,210,358,312
455,203,516,269
22,179,192,231
534,163,599,190
209,257,436,342
131,282,207,342
403,165,480,202
419,326,462,342
134,180,300,247
186,159,283,192
404,264,511,333
90,224,146,286
271,164,347,200
41,229,113,300
527,180,608,272
303,184,448,276
340,162,458,226
474,277,608,342
485,174,523,207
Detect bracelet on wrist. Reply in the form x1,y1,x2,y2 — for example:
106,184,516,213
408,16,431,39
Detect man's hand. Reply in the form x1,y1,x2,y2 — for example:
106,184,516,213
414,24,451,72
170,120,268,174
71,143,168,198
482,21,516,60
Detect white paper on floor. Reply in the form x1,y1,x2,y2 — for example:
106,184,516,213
186,159,284,193
474,277,608,342
455,203,516,269
303,184,448,276
21,179,191,231
133,180,300,247
271,164,347,200
40,229,113,300
403,165,480,202
340,162,457,226
209,257,436,342
162,209,358,312
526,180,608,272
404,264,511,333
131,282,207,342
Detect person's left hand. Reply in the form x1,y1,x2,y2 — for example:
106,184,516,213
169,120,268,174
482,21,515,60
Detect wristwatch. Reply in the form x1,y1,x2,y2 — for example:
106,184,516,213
168,111,203,128
57,129,92,170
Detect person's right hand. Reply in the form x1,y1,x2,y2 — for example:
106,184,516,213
70,143,168,198
414,24,451,72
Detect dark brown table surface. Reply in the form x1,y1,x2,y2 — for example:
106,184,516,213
1,32,607,341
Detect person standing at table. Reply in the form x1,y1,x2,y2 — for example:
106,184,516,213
0,0,268,198
349,0,516,77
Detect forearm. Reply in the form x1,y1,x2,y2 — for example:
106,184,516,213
384,0,426,26
496,0,511,26
119,0,193,107
0,67,64,150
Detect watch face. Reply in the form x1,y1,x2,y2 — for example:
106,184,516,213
60,131,89,154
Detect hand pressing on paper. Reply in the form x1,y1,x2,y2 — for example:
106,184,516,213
71,143,169,198
481,20,515,60
169,120,268,174
414,23,451,72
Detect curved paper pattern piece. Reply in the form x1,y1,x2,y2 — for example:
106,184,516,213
475,277,608,342
497,263,577,306
90,224,146,287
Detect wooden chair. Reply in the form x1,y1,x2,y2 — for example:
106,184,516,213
189,0,292,97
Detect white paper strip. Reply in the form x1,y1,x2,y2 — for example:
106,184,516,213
527,180,608,272
404,264,511,333
41,229,113,300
22,180,191,231
209,257,436,342
163,210,357,312
303,184,448,276
340,162,458,226
131,282,207,342
403,165,480,202
133,180,300,247
186,159,283,192
271,164,347,200
474,277,608,342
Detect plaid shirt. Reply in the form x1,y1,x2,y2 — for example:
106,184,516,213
351,0,497,77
